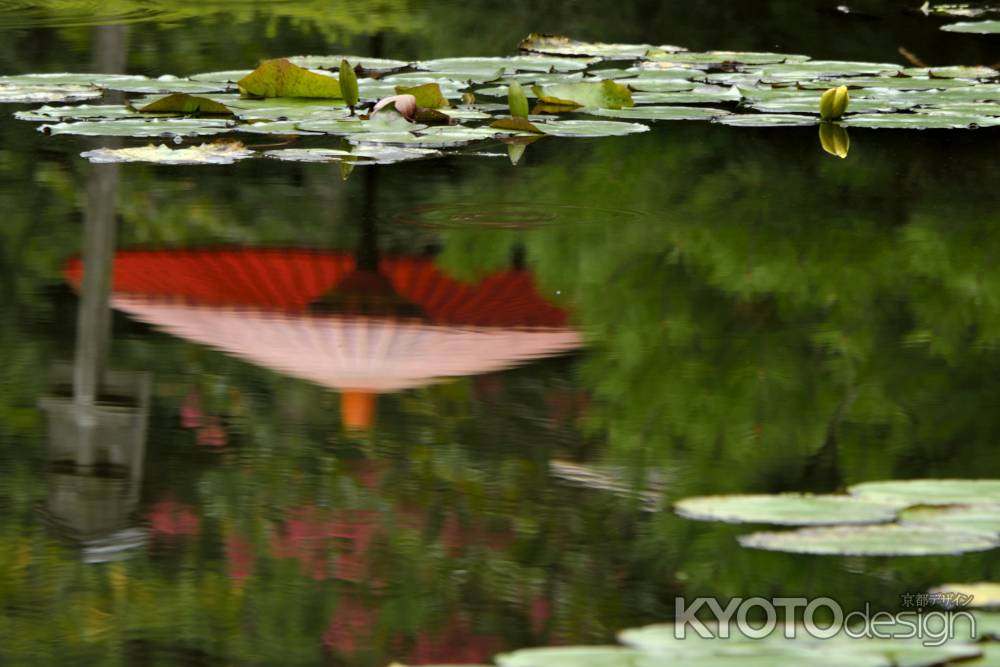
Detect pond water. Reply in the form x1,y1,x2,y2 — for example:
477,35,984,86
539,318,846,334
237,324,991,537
0,1,999,665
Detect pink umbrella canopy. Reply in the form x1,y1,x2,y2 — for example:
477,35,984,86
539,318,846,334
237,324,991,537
67,249,582,425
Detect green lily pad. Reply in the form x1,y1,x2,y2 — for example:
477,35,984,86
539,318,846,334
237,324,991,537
138,93,234,115
496,646,642,667
798,76,975,90
930,583,1000,608
941,19,1000,32
625,78,698,93
916,101,1000,116
585,106,728,121
232,102,350,122
438,107,494,120
491,117,544,134
714,114,818,127
631,85,742,105
901,504,1000,533
738,524,999,555
532,80,634,109
536,119,649,137
264,144,439,165
0,83,101,103
236,121,324,135
347,126,501,147
285,55,409,71
417,56,591,77
633,65,711,80
648,51,810,66
189,70,252,83
105,76,230,94
674,493,899,525
760,61,903,82
80,142,254,164
14,104,154,122
845,112,1000,128
40,118,234,137
849,479,1000,505
238,58,342,99
904,65,999,79
519,33,658,59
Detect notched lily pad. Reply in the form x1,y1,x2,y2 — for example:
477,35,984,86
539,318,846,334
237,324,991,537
674,493,899,526
714,114,818,127
536,119,650,137
265,144,440,165
80,141,254,164
586,106,728,121
738,524,999,556
40,118,234,137
238,58,342,99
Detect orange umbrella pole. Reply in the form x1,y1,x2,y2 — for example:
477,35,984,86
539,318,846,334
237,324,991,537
341,392,376,431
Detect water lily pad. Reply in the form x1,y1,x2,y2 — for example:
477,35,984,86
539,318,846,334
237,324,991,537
714,114,818,127
231,102,350,122
394,82,450,108
532,80,634,109
674,493,899,525
760,61,903,82
586,106,729,121
930,583,1000,608
236,121,324,135
648,51,810,66
849,479,1000,505
901,504,1000,533
491,117,544,134
519,33,658,59
417,56,591,77
625,78,698,93
80,142,254,164
347,126,501,147
189,70,252,83
536,119,649,137
265,144,439,165
285,55,409,72
906,65,999,79
631,85,742,105
0,83,101,103
238,59,342,99
496,646,642,667
941,19,1000,32
847,112,1000,128
14,104,154,122
40,118,234,137
798,76,975,91
738,524,998,555
106,76,230,94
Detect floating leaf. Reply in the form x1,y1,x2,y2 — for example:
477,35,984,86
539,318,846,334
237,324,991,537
930,583,1000,608
674,493,893,525
625,78,699,93
760,61,902,81
496,646,642,667
519,33,660,59
820,85,850,120
15,104,154,122
491,117,544,134
849,479,1000,505
41,118,233,137
739,524,999,556
339,60,359,110
286,55,409,71
714,114,818,127
236,120,323,135
648,50,810,66
265,144,439,165
586,106,728,121
238,58,342,99
844,112,1000,128
417,56,591,77
0,83,101,103
901,504,1000,534
532,80,634,109
536,119,649,137
941,20,1000,32
819,123,851,158
393,82,449,108
138,93,234,116
80,142,254,165
631,85,742,105
106,76,230,94
348,126,502,147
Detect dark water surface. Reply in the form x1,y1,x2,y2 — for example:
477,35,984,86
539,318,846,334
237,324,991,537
0,1,998,665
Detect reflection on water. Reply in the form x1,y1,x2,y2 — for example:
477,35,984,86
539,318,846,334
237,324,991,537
1,2,999,666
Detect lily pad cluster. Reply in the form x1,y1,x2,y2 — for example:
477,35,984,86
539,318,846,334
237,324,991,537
674,479,1000,556
387,614,1000,667
2,34,998,167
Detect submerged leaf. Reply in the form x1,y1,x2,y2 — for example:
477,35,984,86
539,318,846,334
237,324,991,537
532,80,634,109
138,93,234,116
238,59,342,99
393,82,449,108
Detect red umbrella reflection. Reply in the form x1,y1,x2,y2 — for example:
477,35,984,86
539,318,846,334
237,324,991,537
66,249,581,429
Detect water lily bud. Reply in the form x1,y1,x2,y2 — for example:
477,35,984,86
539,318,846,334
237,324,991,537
508,80,529,119
820,85,849,121
339,59,359,111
